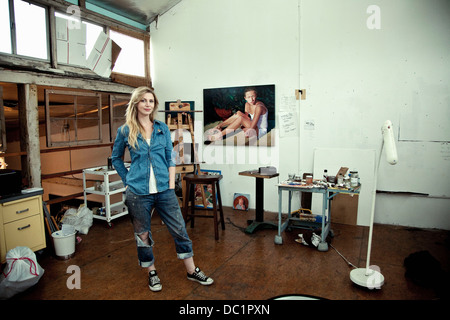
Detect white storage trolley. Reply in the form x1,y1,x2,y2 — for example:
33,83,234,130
82,165,129,227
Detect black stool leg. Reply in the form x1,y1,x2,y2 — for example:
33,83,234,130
216,181,225,231
190,182,195,228
211,182,219,240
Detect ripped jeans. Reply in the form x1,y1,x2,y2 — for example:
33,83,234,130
125,188,193,268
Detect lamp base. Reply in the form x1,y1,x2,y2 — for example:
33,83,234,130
350,268,384,289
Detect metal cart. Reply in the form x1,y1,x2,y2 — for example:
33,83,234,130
275,182,360,251
82,166,128,227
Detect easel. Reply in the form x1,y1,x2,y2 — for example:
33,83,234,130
166,100,198,164
162,100,208,208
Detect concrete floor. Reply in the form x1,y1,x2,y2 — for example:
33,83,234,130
8,207,449,301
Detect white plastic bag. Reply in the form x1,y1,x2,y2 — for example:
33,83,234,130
62,205,93,234
0,246,44,299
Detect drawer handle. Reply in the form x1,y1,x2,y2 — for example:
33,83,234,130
18,224,31,231
16,208,30,214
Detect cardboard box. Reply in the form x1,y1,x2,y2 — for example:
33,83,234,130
86,32,121,78
330,193,359,225
55,17,86,67
336,166,349,179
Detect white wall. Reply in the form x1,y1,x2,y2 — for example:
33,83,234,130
149,0,301,216
149,0,450,230
299,0,450,229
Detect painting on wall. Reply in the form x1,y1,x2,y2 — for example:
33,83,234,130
203,84,275,146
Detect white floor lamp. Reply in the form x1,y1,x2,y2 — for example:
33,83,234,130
350,120,398,289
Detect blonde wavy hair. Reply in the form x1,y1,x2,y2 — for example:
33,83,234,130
123,86,159,149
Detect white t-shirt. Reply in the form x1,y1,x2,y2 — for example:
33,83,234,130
146,138,158,194
249,111,268,138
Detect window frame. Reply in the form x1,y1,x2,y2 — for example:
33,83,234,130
45,89,103,147
109,94,129,142
0,86,6,152
6,0,50,61
0,0,152,87
109,28,151,87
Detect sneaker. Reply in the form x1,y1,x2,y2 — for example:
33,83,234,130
187,267,214,285
148,270,162,292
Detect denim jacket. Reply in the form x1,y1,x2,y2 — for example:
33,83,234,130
111,120,176,195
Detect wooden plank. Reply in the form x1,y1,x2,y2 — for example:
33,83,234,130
42,170,83,180
47,6,58,69
18,84,42,188
0,86,6,152
170,101,191,112
168,124,190,130
45,192,85,205
144,35,151,84
239,170,279,179
111,72,149,88
3,143,113,158
0,68,134,94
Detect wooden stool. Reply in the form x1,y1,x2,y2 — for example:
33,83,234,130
182,174,225,240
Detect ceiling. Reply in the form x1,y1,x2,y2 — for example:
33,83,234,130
87,0,182,26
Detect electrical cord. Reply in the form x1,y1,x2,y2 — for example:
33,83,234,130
226,217,247,233
228,213,358,269
330,244,357,269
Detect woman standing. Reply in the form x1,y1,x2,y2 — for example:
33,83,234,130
111,86,213,292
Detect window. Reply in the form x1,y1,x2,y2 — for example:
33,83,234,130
109,94,129,141
54,11,104,67
0,1,12,54
13,0,48,59
0,0,48,58
0,1,151,86
84,21,103,60
53,14,148,81
110,30,145,77
45,89,102,147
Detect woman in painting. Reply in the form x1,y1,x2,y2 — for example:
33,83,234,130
208,87,268,141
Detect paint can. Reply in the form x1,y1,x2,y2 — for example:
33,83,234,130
350,171,359,187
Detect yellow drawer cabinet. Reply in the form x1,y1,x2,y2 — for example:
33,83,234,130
0,194,46,263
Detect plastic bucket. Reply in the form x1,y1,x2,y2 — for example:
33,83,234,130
51,231,76,260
